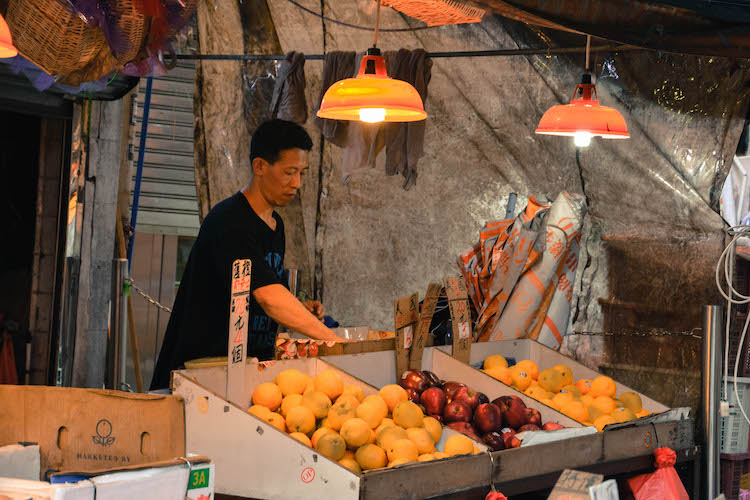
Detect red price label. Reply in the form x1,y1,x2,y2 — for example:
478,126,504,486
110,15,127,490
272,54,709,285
301,467,315,483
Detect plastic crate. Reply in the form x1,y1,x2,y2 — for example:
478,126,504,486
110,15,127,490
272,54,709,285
721,454,750,500
721,377,750,454
729,258,750,377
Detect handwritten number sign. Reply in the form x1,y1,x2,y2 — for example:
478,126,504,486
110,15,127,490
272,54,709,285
227,259,251,401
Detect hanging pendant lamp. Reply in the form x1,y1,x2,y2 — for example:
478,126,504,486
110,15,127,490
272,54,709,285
0,13,18,59
535,36,629,147
317,1,427,124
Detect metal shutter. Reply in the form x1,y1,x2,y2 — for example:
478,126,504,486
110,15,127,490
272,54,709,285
130,62,199,236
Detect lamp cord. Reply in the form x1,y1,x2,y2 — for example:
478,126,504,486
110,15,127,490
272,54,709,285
373,0,382,47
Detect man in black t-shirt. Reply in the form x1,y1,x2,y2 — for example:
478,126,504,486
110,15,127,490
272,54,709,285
151,120,341,390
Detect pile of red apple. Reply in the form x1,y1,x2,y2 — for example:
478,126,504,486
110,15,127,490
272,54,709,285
400,369,565,451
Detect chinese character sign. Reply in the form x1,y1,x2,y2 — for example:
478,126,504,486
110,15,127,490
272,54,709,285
227,259,251,401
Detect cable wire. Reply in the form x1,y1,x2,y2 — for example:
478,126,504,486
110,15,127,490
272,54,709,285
284,0,435,32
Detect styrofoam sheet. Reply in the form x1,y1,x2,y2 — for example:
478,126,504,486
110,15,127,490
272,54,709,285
0,444,40,481
0,478,94,500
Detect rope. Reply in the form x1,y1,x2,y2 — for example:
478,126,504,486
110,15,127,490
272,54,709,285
126,76,153,273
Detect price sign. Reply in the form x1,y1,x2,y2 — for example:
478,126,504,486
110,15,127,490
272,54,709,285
227,259,251,403
394,292,419,380
444,277,472,363
409,283,441,370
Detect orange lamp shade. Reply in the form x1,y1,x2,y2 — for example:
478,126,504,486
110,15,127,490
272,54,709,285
535,81,629,141
317,51,427,123
0,13,17,59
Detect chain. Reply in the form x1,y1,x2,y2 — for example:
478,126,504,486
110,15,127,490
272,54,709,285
125,278,173,313
570,329,702,339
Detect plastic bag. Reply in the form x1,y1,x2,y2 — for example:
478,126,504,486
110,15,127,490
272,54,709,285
627,448,689,500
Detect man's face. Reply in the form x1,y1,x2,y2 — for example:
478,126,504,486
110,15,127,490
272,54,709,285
254,148,310,207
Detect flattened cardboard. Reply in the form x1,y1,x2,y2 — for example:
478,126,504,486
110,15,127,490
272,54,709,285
409,283,441,370
444,277,472,363
274,338,394,359
0,385,185,478
548,469,603,500
394,293,419,380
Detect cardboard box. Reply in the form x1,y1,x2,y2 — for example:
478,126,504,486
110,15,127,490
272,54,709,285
0,385,185,478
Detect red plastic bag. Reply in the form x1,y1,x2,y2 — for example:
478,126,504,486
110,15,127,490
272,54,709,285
627,448,689,500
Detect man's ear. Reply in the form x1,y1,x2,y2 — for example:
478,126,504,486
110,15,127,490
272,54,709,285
252,157,267,176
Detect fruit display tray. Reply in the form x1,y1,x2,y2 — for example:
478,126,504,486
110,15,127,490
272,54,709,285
171,357,489,499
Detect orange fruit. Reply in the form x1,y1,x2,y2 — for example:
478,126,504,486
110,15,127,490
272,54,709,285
540,398,557,410
483,354,508,369
515,360,540,380
301,391,332,419
285,406,316,435
560,400,589,423
275,369,308,396
510,365,533,391
406,427,435,455
590,376,616,398
613,399,624,408
343,450,355,460
341,385,365,402
252,382,283,411
473,447,481,454
264,412,286,432
580,395,594,407
367,429,376,444
421,417,442,443
418,453,436,462
314,369,344,400
552,392,574,408
357,397,388,429
327,399,357,431
525,386,549,401
336,393,361,409
576,379,592,395
311,427,336,448
593,415,616,432
484,366,512,385
591,396,616,416
444,434,474,456
377,425,408,451
280,394,304,417
316,432,346,461
289,432,313,447
611,407,637,423
355,443,387,470
388,458,411,467
340,418,372,449
433,451,448,459
338,456,362,474
538,368,565,393
374,418,396,436
552,365,574,386
619,392,643,413
387,438,419,463
379,385,409,413
302,374,315,394
248,404,271,418
560,384,583,399
393,401,424,429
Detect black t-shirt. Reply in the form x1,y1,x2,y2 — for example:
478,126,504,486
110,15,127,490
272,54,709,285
150,192,286,389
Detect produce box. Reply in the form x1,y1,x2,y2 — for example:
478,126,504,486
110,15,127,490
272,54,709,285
274,330,397,360
0,386,185,478
172,357,490,499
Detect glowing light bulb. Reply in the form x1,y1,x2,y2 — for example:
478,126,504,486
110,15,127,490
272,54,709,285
359,108,386,123
574,131,592,147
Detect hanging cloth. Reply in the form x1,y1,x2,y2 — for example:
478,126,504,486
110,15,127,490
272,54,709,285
0,331,18,385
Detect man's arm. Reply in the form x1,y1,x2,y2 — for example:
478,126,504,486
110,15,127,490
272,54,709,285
253,284,341,341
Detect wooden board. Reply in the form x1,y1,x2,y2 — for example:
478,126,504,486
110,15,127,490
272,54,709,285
409,283,441,370
394,293,419,381
444,277,472,363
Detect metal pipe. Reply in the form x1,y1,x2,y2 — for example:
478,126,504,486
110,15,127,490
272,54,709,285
287,269,299,299
106,259,127,390
702,305,723,500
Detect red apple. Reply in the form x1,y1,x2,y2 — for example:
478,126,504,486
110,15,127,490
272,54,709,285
405,388,421,404
524,408,542,427
446,422,481,441
482,431,506,451
542,422,565,431
444,401,473,423
400,370,429,392
421,387,447,415
499,400,528,430
492,395,526,409
428,414,444,424
454,387,481,411
473,403,503,434
500,428,516,448
423,371,441,388
518,423,541,432
441,381,467,402
477,392,490,406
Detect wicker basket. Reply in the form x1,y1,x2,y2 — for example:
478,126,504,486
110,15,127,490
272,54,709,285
6,0,107,76
108,0,147,64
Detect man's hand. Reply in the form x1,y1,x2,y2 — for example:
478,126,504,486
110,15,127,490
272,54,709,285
302,300,325,320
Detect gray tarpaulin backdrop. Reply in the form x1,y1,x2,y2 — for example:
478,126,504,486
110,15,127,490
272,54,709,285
193,0,750,407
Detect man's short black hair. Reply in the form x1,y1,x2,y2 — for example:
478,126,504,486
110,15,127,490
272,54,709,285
250,119,313,165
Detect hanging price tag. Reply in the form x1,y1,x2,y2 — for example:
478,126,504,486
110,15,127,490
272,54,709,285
227,259,251,403
403,325,413,349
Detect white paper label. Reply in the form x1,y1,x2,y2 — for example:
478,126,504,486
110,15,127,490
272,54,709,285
458,322,471,339
589,479,619,500
403,325,413,348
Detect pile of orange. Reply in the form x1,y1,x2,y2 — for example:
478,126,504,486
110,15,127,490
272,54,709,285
482,356,651,432
249,368,480,473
